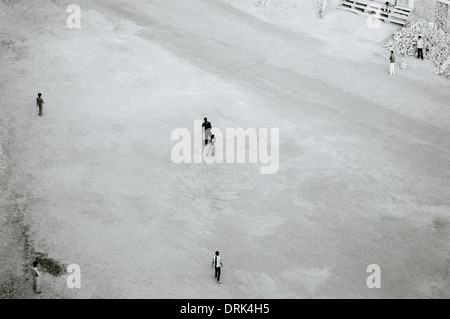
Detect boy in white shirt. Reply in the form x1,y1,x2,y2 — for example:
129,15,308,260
211,251,223,283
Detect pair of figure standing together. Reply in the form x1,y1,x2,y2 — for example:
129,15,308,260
389,35,424,76
202,118,216,157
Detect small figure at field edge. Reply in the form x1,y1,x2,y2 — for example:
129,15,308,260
36,93,45,116
31,261,42,294
202,117,212,146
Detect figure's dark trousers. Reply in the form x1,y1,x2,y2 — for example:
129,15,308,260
417,49,423,60
38,105,43,116
215,267,221,281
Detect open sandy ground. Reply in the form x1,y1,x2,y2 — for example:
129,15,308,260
1,0,449,298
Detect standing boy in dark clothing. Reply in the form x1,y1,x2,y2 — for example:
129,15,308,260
202,118,212,145
417,36,424,60
36,93,44,116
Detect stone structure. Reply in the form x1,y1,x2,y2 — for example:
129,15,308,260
436,0,449,30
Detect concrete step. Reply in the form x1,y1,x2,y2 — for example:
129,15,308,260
340,0,410,26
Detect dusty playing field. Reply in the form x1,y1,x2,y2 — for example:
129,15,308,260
1,0,449,298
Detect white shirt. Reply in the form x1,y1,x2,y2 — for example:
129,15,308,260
417,39,424,49
213,256,223,268
31,267,40,278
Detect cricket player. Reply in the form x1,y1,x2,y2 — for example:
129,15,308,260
31,261,41,294
211,251,223,283
36,93,45,116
